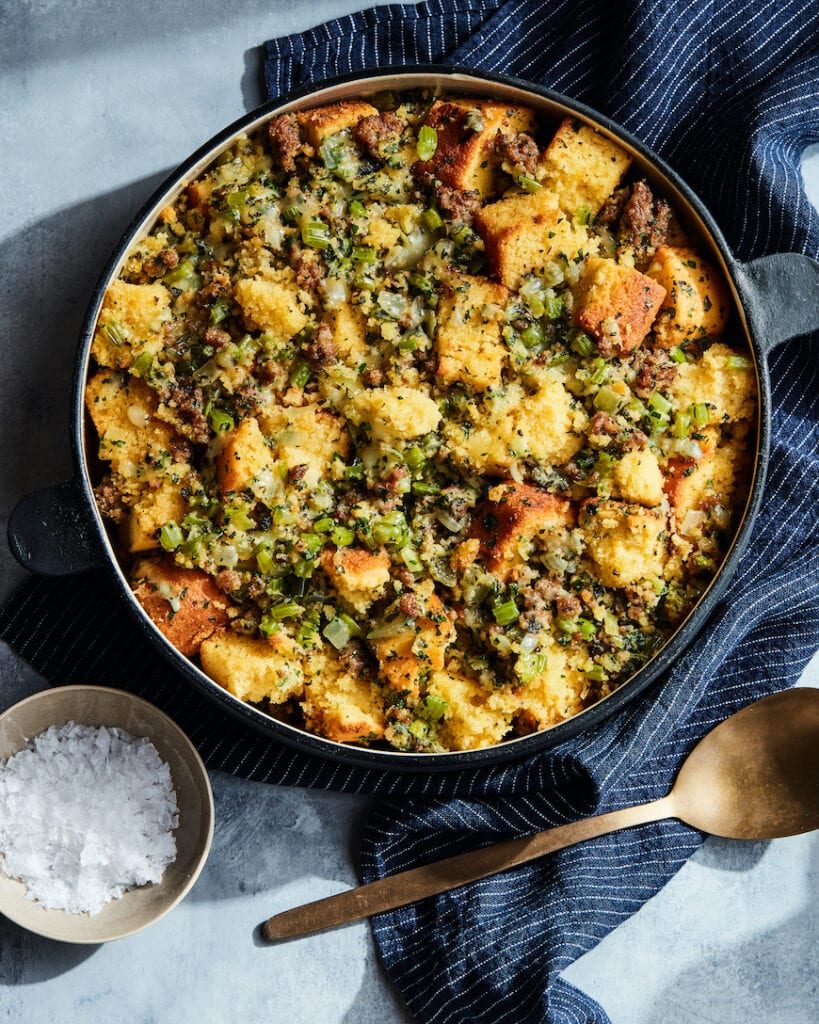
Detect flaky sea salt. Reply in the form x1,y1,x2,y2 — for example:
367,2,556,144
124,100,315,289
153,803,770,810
0,722,179,915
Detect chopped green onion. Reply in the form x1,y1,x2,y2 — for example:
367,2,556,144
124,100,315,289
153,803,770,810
268,601,303,621
518,174,543,193
101,319,127,347
227,506,255,531
372,512,409,548
569,330,596,357
208,407,235,434
209,298,232,325
273,506,296,526
405,447,425,471
593,386,622,413
690,401,709,427
412,481,441,495
131,351,154,377
648,392,672,415
289,357,312,389
543,294,564,320
256,542,276,574
408,719,429,741
159,521,183,551
300,533,324,556
672,412,691,439
293,557,316,578
556,615,578,635
589,358,608,385
323,616,353,649
400,545,423,573
416,125,438,161
514,651,547,683
669,346,688,364
520,321,544,348
296,609,321,647
398,333,420,353
418,694,448,722
338,613,364,639
162,260,200,291
423,208,443,230
727,354,752,369
492,598,519,626
351,245,377,264
330,525,355,547
301,221,331,250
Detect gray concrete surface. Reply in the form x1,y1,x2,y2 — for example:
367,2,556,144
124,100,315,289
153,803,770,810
1,3,818,1022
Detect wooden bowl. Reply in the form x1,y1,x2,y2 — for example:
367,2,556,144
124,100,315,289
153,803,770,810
0,685,214,943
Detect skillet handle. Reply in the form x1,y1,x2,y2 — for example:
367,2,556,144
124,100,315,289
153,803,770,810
734,252,819,358
7,479,105,576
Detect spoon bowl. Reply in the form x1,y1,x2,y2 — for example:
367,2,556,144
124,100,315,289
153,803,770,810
262,687,819,941
670,687,819,839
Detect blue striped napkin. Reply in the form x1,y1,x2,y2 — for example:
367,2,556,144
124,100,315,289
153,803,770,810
1,2,817,1022
263,2,819,1021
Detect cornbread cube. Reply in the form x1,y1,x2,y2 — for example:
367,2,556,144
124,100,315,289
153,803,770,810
216,417,275,496
298,101,379,148
301,661,386,743
131,559,229,655
125,480,187,553
85,371,178,477
258,403,351,488
320,546,391,614
579,499,667,588
234,277,308,339
573,256,667,356
538,118,632,217
349,386,441,442
415,99,535,196
427,669,512,751
443,376,588,473
435,274,510,391
364,217,402,252
667,342,756,425
613,449,665,507
200,630,305,704
371,594,455,701
474,188,589,289
663,429,741,518
471,481,575,580
91,280,172,369
326,302,370,364
646,246,730,348
488,638,588,729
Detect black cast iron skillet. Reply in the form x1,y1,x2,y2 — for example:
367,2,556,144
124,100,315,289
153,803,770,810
8,66,819,771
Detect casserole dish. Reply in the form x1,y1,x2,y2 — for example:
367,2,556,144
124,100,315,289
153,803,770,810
9,66,819,770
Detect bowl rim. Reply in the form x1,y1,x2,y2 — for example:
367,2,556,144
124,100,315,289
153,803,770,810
0,683,215,943
67,64,769,771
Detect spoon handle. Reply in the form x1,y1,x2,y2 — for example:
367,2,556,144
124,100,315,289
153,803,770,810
262,794,675,942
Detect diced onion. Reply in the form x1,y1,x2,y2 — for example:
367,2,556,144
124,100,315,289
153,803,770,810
520,633,539,654
680,510,705,536
127,404,149,427
321,276,349,309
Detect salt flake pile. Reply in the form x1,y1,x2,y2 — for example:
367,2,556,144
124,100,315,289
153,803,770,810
0,722,179,915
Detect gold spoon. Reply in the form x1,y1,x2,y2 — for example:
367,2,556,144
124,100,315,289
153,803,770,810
263,688,819,942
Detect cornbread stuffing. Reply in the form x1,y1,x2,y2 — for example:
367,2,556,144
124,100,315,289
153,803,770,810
86,93,756,752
